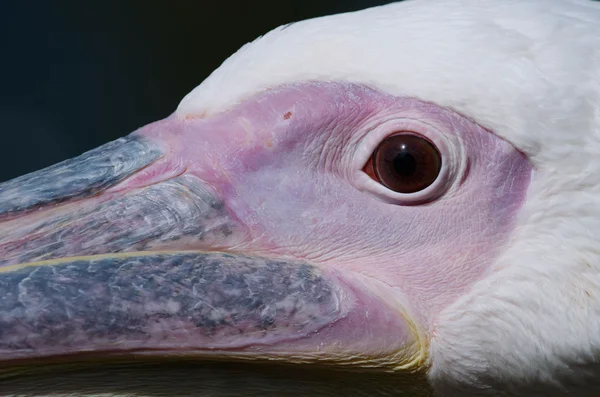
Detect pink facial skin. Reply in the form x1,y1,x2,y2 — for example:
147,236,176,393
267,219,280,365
133,81,532,330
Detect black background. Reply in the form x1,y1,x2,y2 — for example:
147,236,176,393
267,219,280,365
0,1,396,182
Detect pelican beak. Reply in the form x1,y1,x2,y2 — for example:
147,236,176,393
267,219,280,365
0,129,425,383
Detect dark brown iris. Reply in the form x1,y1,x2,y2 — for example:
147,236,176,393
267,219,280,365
369,133,441,193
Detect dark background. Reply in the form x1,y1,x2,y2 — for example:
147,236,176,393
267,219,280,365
0,1,395,182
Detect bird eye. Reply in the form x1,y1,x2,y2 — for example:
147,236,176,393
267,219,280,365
366,133,442,194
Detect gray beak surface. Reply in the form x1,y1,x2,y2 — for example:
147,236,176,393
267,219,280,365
0,133,427,396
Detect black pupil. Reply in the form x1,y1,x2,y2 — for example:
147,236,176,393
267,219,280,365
393,151,417,177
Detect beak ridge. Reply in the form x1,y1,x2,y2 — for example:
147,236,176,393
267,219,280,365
0,135,162,217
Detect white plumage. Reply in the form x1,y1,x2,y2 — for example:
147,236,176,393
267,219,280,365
180,0,600,395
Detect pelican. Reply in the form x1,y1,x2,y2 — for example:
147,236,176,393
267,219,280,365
1,0,600,395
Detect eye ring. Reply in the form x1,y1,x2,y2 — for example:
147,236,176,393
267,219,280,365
353,119,460,205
